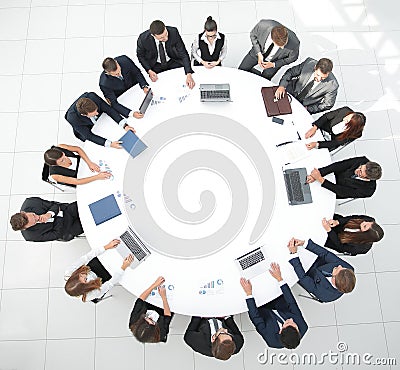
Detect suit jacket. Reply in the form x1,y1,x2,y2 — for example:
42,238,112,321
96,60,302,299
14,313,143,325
319,156,376,199
313,106,356,151
99,55,148,118
249,19,300,69
279,57,339,114
137,26,194,75
184,316,244,357
20,197,68,242
325,214,376,255
245,283,308,348
289,239,354,302
65,92,124,146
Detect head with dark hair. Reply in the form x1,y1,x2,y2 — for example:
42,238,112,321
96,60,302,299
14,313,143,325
365,161,382,180
316,58,333,74
333,267,356,293
64,265,102,302
271,26,288,47
204,16,217,32
338,112,366,141
150,20,166,36
10,212,29,231
44,147,64,166
211,337,236,360
280,325,301,349
130,314,161,343
76,98,98,116
102,57,118,72
339,218,384,245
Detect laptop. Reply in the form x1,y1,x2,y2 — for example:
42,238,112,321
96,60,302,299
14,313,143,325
235,246,270,279
89,194,122,226
200,84,231,102
117,226,151,268
261,86,292,117
120,130,147,159
138,88,153,114
283,167,313,205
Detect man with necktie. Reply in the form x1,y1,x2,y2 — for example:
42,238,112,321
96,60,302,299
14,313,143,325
240,262,308,349
287,238,356,303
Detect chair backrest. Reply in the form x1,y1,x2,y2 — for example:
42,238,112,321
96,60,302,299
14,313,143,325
41,163,65,192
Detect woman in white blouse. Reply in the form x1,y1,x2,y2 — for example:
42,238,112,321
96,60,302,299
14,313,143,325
191,16,227,68
64,239,133,302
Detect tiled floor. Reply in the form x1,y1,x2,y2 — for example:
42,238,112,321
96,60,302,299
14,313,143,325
0,1,399,369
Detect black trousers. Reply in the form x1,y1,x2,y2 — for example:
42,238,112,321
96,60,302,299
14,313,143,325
152,59,184,73
61,202,84,241
238,51,281,80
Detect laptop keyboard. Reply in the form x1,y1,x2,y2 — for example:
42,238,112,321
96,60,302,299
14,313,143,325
239,250,265,270
201,90,230,100
120,230,147,261
286,171,304,202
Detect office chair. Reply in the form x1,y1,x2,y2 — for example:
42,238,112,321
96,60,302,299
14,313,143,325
41,163,75,192
337,198,356,206
298,286,324,303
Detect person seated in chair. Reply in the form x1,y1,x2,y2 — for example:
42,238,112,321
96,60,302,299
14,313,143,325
288,238,356,303
44,144,111,187
65,239,133,303
10,197,83,242
240,262,308,349
129,276,173,343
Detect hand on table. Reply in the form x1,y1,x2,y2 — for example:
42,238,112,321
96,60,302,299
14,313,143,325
274,86,286,100
153,276,165,288
124,124,136,133
306,142,318,150
148,70,158,82
186,73,195,89
96,171,112,180
132,111,144,119
105,239,120,250
88,161,100,172
111,141,122,149
158,285,167,298
328,219,339,227
305,126,318,139
240,277,253,295
287,237,298,254
269,262,283,282
121,254,134,270
322,218,332,232
310,168,324,183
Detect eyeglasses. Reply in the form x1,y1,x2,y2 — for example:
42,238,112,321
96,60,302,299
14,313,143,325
215,331,233,339
206,34,217,39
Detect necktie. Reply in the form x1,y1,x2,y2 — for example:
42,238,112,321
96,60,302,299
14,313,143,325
212,318,220,332
272,310,285,325
321,270,332,277
262,43,274,60
159,42,167,65
296,80,314,102
117,75,123,81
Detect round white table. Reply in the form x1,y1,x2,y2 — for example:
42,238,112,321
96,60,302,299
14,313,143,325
77,66,335,316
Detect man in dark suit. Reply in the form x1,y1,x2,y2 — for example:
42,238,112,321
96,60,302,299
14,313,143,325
137,20,195,89
275,57,339,114
239,19,300,80
306,156,382,199
240,263,308,349
65,92,136,149
287,238,356,303
184,315,244,360
10,197,83,242
99,55,149,118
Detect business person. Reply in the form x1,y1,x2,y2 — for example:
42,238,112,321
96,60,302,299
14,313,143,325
239,19,300,80
184,315,244,360
10,197,83,242
275,57,339,114
65,239,133,302
44,144,111,187
288,238,356,302
191,16,227,68
240,263,308,349
137,20,195,89
305,106,366,151
129,276,173,343
306,156,382,199
99,55,149,118
65,92,135,149
322,215,384,255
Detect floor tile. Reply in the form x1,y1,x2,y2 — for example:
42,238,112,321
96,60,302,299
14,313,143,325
28,6,67,39
0,40,26,75
31,0,68,5
341,251,375,274
218,1,257,34
365,0,400,31
292,0,336,31
103,37,138,63
332,2,369,32
0,153,14,196
66,5,105,38
180,2,219,36
383,321,400,366
255,1,296,31
0,340,46,370
104,3,143,37
220,33,250,69
375,271,400,322
378,64,400,101
194,348,244,370
0,7,30,40
0,242,5,287
375,31,400,65
387,103,400,137
0,113,18,152
0,75,22,112
0,0,30,7
335,32,378,65
142,2,182,33
372,225,400,273
168,313,191,335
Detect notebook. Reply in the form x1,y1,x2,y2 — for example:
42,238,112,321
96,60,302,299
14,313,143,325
120,130,147,159
89,194,122,225
261,86,292,117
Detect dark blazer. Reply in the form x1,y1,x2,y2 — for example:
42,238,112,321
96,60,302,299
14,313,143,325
279,57,339,114
65,92,124,146
184,316,244,357
129,298,173,342
289,239,354,303
245,283,308,349
137,26,194,75
99,55,148,118
325,214,376,255
20,197,69,242
319,156,377,199
313,106,358,151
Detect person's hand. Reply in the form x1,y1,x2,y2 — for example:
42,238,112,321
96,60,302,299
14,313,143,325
240,277,252,295
186,73,195,89
306,142,318,150
328,219,339,227
311,168,324,183
287,237,298,254
153,276,165,287
263,61,275,69
121,254,134,270
269,262,283,282
158,285,167,298
305,125,317,139
88,161,100,172
201,60,213,69
306,175,315,184
209,60,220,67
322,218,332,232
148,70,158,82
143,86,149,94
96,171,112,180
274,86,286,100
132,111,144,119
105,239,120,250
111,141,122,149
124,125,136,133
293,238,305,247
257,53,264,68
38,213,53,223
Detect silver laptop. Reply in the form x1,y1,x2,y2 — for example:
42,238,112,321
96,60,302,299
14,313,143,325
235,246,269,279
117,226,151,268
138,88,153,114
200,83,231,102
283,167,313,206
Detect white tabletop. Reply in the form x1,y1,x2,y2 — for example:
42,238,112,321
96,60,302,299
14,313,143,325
77,67,336,316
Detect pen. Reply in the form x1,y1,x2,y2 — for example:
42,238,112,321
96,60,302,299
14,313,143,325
297,131,301,140
276,141,294,147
